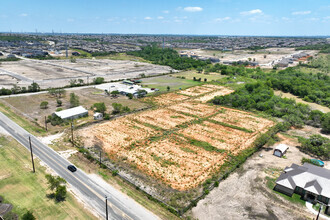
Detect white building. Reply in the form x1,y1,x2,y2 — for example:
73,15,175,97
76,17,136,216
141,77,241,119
54,106,88,120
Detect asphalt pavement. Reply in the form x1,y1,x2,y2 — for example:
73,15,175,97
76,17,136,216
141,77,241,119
0,112,158,220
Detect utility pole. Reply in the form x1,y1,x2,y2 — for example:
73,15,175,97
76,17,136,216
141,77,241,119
105,196,108,220
99,151,102,167
29,136,35,173
45,116,48,131
71,120,74,146
316,204,322,220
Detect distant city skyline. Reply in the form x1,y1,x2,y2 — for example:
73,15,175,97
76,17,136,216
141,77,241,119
0,0,329,36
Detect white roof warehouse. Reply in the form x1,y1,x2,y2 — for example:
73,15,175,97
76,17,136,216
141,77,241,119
54,106,88,120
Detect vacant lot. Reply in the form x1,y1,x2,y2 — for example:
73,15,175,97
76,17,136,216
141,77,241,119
0,135,95,219
191,134,320,220
1,87,149,132
0,58,173,89
172,70,226,81
79,85,274,193
178,85,214,97
140,75,201,92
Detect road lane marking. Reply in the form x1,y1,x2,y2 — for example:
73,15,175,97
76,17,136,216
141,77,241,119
0,117,133,220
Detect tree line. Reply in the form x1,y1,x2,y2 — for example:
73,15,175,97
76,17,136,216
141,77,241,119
127,46,210,70
212,82,330,132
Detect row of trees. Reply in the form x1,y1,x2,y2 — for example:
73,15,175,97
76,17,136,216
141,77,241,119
127,46,210,70
299,135,330,160
0,82,40,96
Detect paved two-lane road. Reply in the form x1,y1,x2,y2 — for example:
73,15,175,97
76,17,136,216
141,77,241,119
0,112,158,220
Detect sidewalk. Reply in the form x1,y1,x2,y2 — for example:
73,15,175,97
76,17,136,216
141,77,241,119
306,202,330,220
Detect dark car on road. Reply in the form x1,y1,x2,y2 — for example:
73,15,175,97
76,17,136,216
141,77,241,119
67,165,77,172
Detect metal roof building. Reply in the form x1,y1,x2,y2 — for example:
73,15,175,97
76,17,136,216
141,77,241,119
54,106,88,120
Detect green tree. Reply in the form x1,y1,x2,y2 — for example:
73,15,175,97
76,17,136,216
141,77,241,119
40,101,49,109
110,90,120,98
93,77,105,84
28,82,40,92
167,86,170,91
55,185,67,202
322,113,330,133
22,211,36,220
92,102,106,114
112,103,122,114
45,174,67,202
56,99,62,107
69,93,79,107
127,93,133,99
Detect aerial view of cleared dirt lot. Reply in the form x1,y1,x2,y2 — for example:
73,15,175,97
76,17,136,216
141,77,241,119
182,48,317,67
191,132,330,220
78,84,275,191
0,58,173,89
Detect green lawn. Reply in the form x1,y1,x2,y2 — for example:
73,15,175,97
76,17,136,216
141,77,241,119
140,75,202,92
172,70,226,82
0,136,96,220
266,176,306,207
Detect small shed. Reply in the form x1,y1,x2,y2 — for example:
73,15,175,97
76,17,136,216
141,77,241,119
93,112,103,120
54,106,88,120
274,144,289,157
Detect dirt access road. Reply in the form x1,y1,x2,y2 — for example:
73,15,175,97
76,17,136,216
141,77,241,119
191,133,327,220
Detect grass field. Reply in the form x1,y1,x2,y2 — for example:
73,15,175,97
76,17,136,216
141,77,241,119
0,135,96,220
172,70,226,82
140,75,201,92
2,87,150,133
274,91,330,113
0,101,46,136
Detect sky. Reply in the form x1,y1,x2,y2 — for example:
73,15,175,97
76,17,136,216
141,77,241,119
0,0,329,36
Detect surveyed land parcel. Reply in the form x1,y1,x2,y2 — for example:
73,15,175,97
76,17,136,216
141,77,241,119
79,84,274,190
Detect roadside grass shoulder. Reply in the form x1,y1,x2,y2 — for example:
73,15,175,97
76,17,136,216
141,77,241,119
0,136,95,219
0,102,46,136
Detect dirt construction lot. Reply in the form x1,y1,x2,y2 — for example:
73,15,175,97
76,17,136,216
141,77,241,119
0,58,173,89
79,85,274,191
191,133,329,220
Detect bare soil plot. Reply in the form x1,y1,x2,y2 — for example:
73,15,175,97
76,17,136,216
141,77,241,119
0,60,89,80
79,118,158,154
210,108,275,133
146,93,190,106
178,86,214,97
195,87,234,103
46,59,172,77
168,101,219,117
131,108,194,129
191,134,316,220
122,135,227,190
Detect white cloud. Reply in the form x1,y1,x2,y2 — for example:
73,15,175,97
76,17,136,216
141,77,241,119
20,13,28,17
67,18,74,22
157,16,164,20
183,7,203,12
163,10,169,14
240,9,262,16
144,16,152,20
214,16,231,22
306,17,319,21
292,11,311,15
